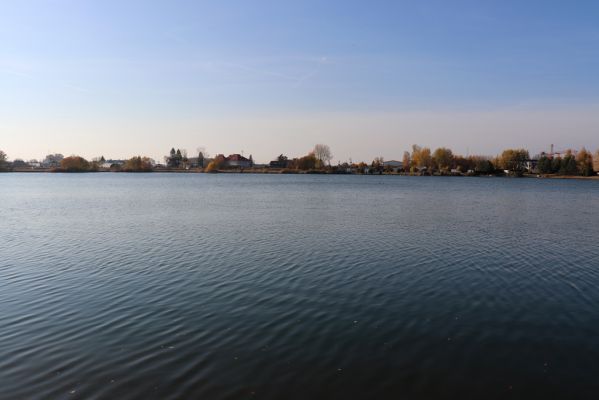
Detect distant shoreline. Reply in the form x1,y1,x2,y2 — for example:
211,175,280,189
3,168,599,180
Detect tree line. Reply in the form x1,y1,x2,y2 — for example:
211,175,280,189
536,148,594,176
273,145,596,177
392,145,596,177
1,144,598,176
0,153,154,173
57,155,153,172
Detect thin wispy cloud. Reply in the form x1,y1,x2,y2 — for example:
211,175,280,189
0,59,35,79
218,55,329,88
62,83,91,93
0,60,90,94
0,67,32,79
220,61,297,81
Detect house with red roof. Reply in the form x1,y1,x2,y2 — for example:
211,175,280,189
214,154,253,168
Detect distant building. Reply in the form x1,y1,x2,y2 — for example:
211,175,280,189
187,157,200,168
382,160,403,172
269,154,290,168
382,160,403,168
269,159,289,168
524,159,538,173
226,154,252,168
11,159,27,168
101,160,125,170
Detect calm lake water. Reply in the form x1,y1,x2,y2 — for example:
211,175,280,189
1,173,599,399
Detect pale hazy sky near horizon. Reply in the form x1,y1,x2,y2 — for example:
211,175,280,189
2,0,599,163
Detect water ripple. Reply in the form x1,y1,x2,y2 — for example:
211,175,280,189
1,174,599,399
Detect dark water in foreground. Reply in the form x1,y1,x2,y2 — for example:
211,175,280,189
1,174,599,399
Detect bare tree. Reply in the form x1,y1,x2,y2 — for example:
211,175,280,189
402,151,410,172
313,144,332,167
0,150,7,170
181,149,189,169
196,147,209,158
42,153,64,168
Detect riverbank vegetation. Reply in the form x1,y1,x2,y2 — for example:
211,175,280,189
537,148,594,176
121,156,154,172
1,144,597,178
0,150,7,171
59,156,92,172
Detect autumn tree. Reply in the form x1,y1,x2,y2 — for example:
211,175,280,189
295,153,318,170
60,156,90,172
411,145,421,168
313,144,332,168
499,149,529,174
470,156,494,174
205,155,225,173
204,161,218,173
453,156,472,173
594,150,599,173
432,147,453,172
123,156,153,172
420,148,433,170
411,145,432,171
576,147,594,176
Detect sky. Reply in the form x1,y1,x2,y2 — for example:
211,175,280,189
1,0,599,163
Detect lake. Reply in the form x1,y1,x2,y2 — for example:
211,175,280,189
1,173,599,399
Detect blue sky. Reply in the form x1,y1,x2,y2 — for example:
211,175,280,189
1,0,599,162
